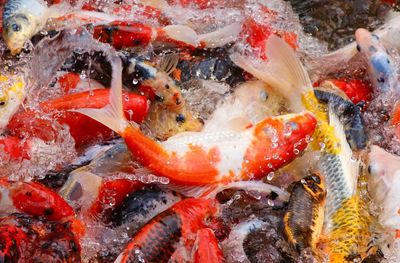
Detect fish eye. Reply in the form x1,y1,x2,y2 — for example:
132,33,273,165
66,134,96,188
11,23,22,32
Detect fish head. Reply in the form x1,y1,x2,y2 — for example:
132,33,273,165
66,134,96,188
368,145,400,203
0,76,25,129
3,14,36,55
355,28,394,90
301,172,326,202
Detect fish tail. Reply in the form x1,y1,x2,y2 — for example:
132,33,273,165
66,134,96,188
158,25,199,47
73,56,129,134
198,23,242,48
230,35,313,112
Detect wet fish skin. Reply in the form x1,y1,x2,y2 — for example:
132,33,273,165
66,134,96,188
2,0,49,55
314,89,367,150
284,173,326,252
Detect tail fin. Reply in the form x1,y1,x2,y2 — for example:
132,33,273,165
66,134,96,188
73,56,128,133
230,35,312,112
161,25,199,47
198,23,242,48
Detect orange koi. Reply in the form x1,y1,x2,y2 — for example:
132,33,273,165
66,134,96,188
75,57,317,185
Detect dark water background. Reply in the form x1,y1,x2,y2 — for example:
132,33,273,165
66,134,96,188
288,0,398,50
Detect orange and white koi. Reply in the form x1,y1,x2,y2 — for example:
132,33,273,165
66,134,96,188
74,55,317,186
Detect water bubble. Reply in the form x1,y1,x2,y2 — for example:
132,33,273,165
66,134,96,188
293,148,300,155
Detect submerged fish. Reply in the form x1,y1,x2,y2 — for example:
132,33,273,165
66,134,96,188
284,173,326,252
231,35,369,262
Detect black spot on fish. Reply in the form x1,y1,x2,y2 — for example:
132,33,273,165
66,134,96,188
155,94,164,102
377,77,385,83
0,101,5,106
356,44,361,52
165,84,170,89
176,114,185,123
175,98,182,105
367,165,371,174
44,208,54,216
132,38,142,46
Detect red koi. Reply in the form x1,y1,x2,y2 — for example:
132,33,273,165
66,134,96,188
76,59,316,185
0,180,75,221
0,214,82,263
0,224,28,262
88,179,144,220
193,228,224,263
8,89,149,147
315,79,372,105
115,198,219,263
92,21,199,50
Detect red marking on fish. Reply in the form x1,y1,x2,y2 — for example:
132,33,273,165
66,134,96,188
194,228,224,263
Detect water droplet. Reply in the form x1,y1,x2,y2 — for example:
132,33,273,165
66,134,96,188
267,172,274,181
293,149,300,155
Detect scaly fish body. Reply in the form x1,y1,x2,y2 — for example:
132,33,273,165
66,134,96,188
231,35,367,261
314,89,367,151
284,173,326,252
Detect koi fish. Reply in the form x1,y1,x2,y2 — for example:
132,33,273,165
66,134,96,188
111,186,182,235
310,11,400,74
0,213,81,263
61,171,144,221
231,35,369,262
74,54,317,186
316,78,372,105
2,0,121,55
0,74,26,130
92,21,200,50
355,28,397,94
114,198,219,263
314,89,368,150
0,179,84,237
7,89,149,147
284,173,326,252
368,145,400,261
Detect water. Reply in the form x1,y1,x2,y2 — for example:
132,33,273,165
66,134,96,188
1,0,400,262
